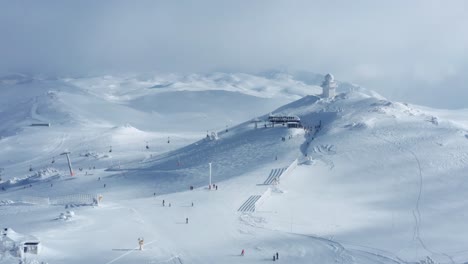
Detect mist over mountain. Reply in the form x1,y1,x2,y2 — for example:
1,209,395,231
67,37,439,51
1,1,468,108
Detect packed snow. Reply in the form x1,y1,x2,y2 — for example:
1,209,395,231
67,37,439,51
0,72,467,264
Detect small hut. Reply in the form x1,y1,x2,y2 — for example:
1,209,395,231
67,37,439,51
0,228,41,257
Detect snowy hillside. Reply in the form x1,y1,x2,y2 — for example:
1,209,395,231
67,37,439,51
0,72,322,183
1,72,467,264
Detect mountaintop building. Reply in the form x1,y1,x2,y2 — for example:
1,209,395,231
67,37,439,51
321,73,337,98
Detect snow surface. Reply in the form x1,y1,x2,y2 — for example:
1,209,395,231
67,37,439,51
0,72,467,264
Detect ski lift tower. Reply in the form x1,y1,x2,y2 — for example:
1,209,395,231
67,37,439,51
61,152,74,176
208,162,212,188
251,118,262,129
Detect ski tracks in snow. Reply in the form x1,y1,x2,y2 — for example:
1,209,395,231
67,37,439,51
104,205,184,264
104,239,158,264
371,132,455,264
238,214,402,264
48,132,67,153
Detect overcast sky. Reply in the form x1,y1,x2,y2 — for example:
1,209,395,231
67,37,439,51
1,0,467,108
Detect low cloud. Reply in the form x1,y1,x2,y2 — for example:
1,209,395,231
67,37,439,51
1,0,467,108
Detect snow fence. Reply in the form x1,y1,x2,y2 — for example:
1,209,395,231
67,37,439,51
238,195,261,212
17,194,100,206
263,159,298,185
239,159,298,213
50,194,100,206
238,188,272,212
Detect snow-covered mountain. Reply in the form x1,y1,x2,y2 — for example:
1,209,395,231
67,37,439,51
0,72,321,183
0,72,467,264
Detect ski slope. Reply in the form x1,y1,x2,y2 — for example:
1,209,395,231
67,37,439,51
1,73,467,264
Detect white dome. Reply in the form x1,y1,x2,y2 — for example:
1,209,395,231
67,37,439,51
325,73,334,82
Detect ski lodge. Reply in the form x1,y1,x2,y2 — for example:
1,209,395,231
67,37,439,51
0,228,41,257
268,115,302,128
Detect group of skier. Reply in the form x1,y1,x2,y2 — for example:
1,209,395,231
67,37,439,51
273,252,279,261
240,249,280,261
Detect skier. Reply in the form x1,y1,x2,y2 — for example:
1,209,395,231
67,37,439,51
104,184,106,188
215,185,218,190
162,200,165,206
191,202,194,207
273,255,276,261
186,217,188,224
241,249,245,256
276,252,279,260
169,203,171,207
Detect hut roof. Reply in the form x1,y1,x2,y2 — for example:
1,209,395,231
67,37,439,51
2,228,39,244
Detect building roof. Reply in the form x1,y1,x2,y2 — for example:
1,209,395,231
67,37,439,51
1,228,39,244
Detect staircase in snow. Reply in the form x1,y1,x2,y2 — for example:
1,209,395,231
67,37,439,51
238,195,261,212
